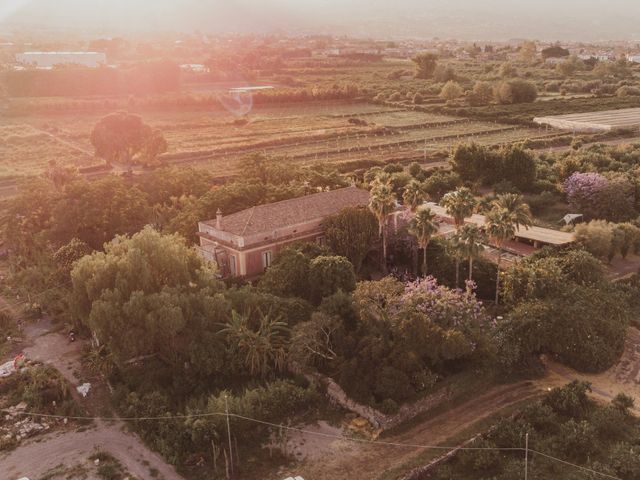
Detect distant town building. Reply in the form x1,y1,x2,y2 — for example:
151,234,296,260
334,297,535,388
179,63,209,73
197,186,370,277
627,54,640,63
15,51,106,68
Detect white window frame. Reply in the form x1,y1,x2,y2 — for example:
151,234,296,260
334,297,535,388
262,250,273,270
229,255,237,277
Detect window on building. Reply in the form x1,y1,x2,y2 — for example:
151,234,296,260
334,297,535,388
262,251,273,270
229,255,237,277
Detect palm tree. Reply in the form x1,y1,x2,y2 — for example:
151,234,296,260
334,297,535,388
441,187,476,287
408,206,440,276
403,180,426,212
486,194,532,304
492,193,533,231
221,310,289,378
485,208,517,305
369,180,397,274
458,224,485,282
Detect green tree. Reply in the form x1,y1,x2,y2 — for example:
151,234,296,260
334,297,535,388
403,179,426,212
221,309,289,378
439,80,464,101
575,220,614,260
308,256,357,302
495,80,537,104
412,52,438,79
441,187,476,287
369,179,397,273
408,206,440,276
53,238,92,277
500,146,537,191
492,193,533,230
51,177,151,250
90,112,166,172
486,208,516,304
457,224,485,282
468,81,494,106
323,207,378,273
71,227,228,376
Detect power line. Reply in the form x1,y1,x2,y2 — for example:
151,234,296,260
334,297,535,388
528,449,622,480
0,279,72,313
0,406,626,478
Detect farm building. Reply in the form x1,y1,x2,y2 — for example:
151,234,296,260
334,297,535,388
197,186,370,277
534,108,640,133
15,51,106,68
423,203,575,256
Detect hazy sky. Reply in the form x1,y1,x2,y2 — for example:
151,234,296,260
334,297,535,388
2,0,640,41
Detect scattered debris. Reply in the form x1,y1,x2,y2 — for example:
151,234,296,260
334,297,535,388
76,382,91,397
0,359,16,378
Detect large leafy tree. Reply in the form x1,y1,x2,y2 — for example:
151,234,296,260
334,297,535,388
441,187,476,287
412,52,438,79
71,227,229,376
308,256,356,303
408,206,440,276
323,207,378,273
90,112,167,171
51,177,151,250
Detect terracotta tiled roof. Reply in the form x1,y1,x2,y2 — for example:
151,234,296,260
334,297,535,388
203,186,370,237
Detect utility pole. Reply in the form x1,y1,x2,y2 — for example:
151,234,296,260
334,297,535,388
225,395,234,477
524,432,529,480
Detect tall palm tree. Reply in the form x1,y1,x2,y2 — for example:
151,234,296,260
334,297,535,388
369,180,397,274
408,206,440,276
492,193,533,231
486,194,533,304
458,223,485,282
403,180,426,212
441,187,476,287
485,208,517,305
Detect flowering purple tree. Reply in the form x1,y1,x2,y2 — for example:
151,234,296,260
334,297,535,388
563,172,608,213
563,172,635,221
398,276,488,330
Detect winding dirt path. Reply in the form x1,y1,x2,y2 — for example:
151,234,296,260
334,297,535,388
0,318,185,480
280,381,542,480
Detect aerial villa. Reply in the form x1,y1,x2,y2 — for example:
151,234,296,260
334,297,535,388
197,186,370,277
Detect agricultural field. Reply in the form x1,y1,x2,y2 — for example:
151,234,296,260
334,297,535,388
1,100,569,181
0,123,95,181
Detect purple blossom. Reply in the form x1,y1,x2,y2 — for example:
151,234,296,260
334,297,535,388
398,276,488,329
563,172,608,210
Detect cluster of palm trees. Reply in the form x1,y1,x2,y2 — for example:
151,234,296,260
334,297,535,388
369,175,533,304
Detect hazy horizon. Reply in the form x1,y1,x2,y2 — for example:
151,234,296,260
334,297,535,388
1,0,640,41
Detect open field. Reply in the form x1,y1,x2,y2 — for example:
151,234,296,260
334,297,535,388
0,101,573,181
0,124,95,180
534,106,640,132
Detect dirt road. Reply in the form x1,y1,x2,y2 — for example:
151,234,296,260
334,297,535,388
283,381,541,480
0,318,185,480
281,328,640,480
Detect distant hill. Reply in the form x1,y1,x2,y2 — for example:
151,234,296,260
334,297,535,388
2,0,640,41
